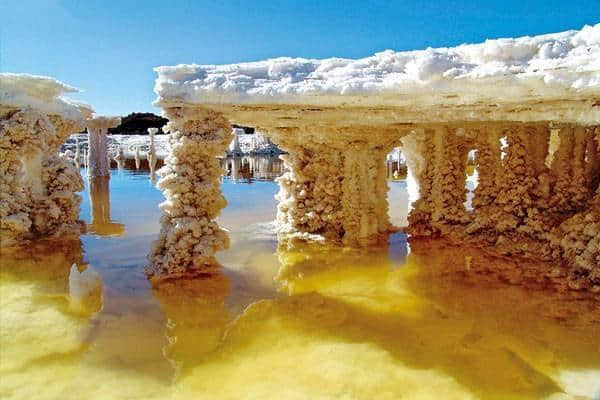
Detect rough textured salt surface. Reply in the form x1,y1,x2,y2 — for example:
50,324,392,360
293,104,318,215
1,74,92,246
155,24,599,113
0,73,92,120
147,107,231,278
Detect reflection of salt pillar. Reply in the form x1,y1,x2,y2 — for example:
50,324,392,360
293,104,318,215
68,263,103,314
148,127,158,176
86,116,121,177
151,271,229,378
87,176,124,236
134,146,141,169
148,107,231,278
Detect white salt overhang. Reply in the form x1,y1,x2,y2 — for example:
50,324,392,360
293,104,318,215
0,73,93,122
154,24,600,131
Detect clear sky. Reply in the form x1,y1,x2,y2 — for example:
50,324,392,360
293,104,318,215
1,0,599,115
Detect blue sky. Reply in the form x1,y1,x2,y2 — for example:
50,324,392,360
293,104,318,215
1,0,599,115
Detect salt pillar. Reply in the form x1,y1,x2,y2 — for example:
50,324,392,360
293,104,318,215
86,117,120,177
276,141,391,244
74,137,81,167
148,107,231,278
229,128,243,155
114,145,125,170
134,146,141,169
472,126,502,209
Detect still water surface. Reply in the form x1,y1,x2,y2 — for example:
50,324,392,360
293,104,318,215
1,164,599,400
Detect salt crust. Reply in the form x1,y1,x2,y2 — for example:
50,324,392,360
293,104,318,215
0,73,92,121
155,24,599,109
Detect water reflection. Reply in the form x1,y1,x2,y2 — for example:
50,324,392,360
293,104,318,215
151,269,230,378
221,155,285,182
2,167,599,400
87,176,124,236
0,239,103,391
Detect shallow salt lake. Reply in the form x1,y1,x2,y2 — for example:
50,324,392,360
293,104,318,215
1,165,599,400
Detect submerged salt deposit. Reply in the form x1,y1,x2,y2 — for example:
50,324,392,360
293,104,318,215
0,74,93,247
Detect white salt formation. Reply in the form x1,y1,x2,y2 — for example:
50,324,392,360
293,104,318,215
74,137,81,166
228,127,243,155
154,24,599,288
147,107,232,278
0,73,92,247
134,145,141,169
114,144,125,169
147,127,158,176
86,116,121,177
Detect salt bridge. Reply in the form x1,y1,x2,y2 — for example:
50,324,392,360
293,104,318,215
148,25,600,289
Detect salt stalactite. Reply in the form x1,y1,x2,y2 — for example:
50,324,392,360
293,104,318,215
83,148,88,169
86,116,120,177
147,107,232,278
147,127,158,177
134,145,141,169
87,176,124,236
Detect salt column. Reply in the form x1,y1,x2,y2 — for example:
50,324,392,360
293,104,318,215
114,145,125,169
148,127,158,176
74,137,81,166
86,116,121,177
134,146,141,169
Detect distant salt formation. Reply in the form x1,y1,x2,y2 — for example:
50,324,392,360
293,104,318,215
134,145,141,169
113,144,125,169
154,24,599,288
86,116,121,177
147,107,231,278
147,127,158,176
0,73,92,247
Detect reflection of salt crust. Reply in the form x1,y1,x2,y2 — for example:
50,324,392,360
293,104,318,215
148,107,231,277
1,73,92,246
